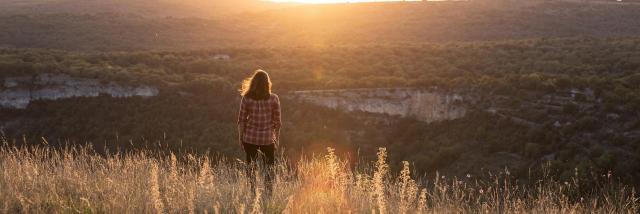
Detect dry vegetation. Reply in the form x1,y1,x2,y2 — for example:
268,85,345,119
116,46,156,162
0,141,638,213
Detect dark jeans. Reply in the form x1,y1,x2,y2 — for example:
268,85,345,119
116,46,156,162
242,142,276,192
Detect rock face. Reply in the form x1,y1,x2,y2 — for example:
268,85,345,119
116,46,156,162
288,88,466,123
1,73,159,109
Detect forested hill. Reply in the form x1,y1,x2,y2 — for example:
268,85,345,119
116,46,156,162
1,0,640,50
0,0,284,18
2,38,640,185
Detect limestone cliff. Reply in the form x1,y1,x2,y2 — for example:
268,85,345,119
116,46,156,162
288,88,466,123
1,73,159,109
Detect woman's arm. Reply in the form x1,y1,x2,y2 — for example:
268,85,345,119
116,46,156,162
237,97,248,146
272,95,282,145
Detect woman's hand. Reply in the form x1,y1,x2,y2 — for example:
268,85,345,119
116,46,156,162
274,129,280,147
274,137,279,147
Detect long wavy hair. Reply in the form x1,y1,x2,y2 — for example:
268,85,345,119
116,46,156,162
240,70,272,100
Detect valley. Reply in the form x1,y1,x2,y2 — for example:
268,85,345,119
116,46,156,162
2,0,640,212
0,0,639,190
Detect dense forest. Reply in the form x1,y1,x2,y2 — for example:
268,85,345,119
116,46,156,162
2,37,640,185
0,0,282,18
1,0,640,50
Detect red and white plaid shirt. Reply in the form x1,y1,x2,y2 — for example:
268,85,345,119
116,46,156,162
237,94,282,145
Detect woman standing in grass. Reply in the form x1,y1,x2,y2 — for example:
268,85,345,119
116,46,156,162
237,69,282,190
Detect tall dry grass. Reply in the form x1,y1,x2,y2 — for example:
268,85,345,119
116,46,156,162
0,141,638,213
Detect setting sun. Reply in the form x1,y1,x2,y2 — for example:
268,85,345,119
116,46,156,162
270,0,421,3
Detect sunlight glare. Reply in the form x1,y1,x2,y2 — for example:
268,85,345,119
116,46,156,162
270,0,422,4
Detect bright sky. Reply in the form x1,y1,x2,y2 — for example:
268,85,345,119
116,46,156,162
270,0,422,3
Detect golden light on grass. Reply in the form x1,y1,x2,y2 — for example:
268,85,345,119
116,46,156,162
0,142,638,213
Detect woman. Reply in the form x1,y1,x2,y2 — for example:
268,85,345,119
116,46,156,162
237,70,281,187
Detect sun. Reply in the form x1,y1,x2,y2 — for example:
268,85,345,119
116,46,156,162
270,0,422,4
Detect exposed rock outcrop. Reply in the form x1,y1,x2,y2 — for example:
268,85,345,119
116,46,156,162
288,88,466,123
1,73,159,109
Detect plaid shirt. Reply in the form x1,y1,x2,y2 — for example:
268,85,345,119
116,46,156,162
237,94,282,145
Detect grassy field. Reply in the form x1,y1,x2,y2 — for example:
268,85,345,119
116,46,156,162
0,141,638,213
